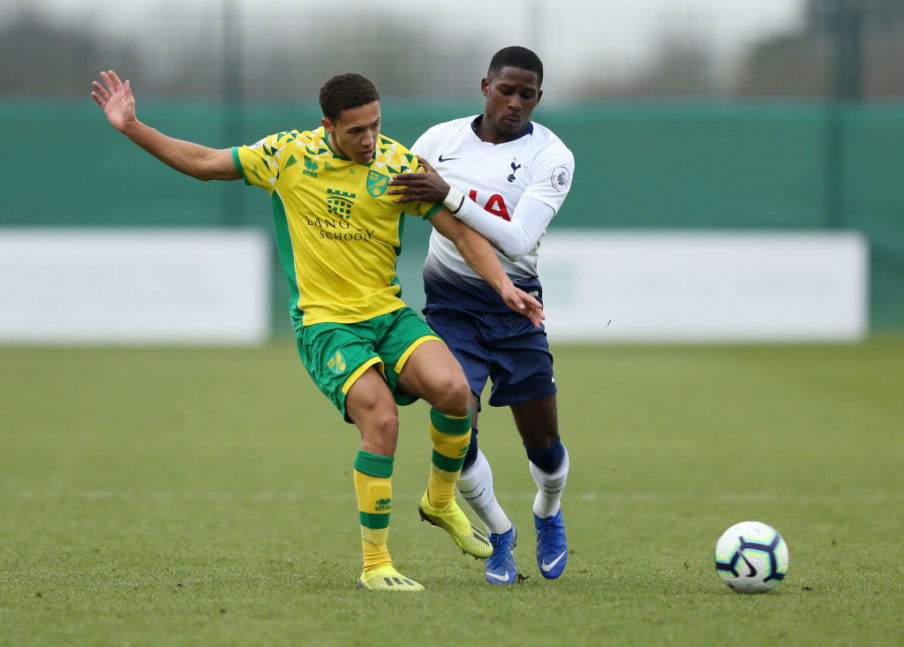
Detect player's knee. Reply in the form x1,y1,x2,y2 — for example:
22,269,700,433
356,409,399,456
428,372,470,418
349,389,393,419
372,408,399,435
523,429,559,450
348,388,399,442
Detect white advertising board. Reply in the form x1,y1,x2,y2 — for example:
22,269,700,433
0,229,271,344
539,231,868,343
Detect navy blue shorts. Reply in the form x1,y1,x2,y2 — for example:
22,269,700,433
423,276,556,408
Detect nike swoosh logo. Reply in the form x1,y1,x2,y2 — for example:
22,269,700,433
486,571,511,582
541,551,566,572
438,154,460,162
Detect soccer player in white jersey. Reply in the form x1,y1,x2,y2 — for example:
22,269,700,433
390,46,574,584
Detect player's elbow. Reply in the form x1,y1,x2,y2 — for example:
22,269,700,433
178,160,220,182
497,237,535,261
195,165,235,182
501,246,528,262
195,149,237,182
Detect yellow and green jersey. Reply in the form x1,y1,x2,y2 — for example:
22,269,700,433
232,127,441,328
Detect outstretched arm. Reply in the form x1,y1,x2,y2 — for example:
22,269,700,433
91,70,240,181
430,210,545,328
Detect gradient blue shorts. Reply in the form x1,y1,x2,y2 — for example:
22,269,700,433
423,276,556,408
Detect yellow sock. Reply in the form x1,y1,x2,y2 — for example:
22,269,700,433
354,450,393,572
426,407,471,508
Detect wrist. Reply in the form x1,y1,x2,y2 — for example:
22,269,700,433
491,275,512,295
443,186,465,215
120,118,144,139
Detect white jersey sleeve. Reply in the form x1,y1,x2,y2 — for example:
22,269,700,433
452,195,555,260
522,142,575,211
414,116,574,282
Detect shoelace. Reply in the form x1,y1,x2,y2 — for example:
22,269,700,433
537,517,566,548
487,535,514,570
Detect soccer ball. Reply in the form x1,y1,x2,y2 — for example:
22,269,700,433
714,520,789,593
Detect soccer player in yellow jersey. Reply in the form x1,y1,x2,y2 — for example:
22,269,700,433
91,70,544,592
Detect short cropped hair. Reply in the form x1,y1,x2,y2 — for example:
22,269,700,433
487,46,544,87
319,73,380,121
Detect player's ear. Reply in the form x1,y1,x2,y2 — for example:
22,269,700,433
536,88,543,105
480,77,489,97
321,116,333,134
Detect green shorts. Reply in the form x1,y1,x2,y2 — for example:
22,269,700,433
295,306,442,421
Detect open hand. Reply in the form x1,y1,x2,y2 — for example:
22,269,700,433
389,156,450,204
501,285,546,328
90,70,136,132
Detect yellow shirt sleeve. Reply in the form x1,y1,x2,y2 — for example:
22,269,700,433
232,131,292,194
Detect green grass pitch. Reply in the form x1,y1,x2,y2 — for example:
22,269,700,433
1,340,902,646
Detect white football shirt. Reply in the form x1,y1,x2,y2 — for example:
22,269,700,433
412,115,574,283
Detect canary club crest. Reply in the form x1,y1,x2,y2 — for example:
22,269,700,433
366,169,390,197
326,351,347,375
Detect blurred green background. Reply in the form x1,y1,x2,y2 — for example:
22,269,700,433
1,0,902,333
2,101,902,330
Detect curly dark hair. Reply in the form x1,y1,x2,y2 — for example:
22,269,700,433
487,46,544,87
319,73,381,121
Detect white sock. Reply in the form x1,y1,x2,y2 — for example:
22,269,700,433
529,444,570,519
456,448,512,535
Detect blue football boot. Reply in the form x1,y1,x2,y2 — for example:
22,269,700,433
535,509,568,579
484,526,518,585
